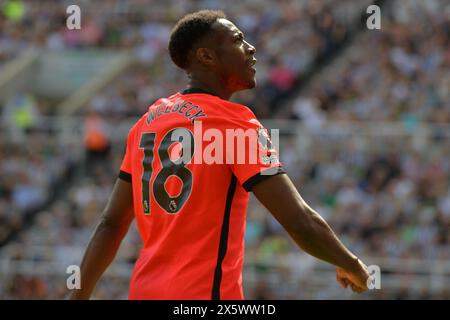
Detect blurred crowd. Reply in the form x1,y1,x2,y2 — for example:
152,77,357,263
0,147,140,299
245,133,450,299
289,0,450,124
1,0,450,300
1,0,369,117
0,131,76,246
2,131,449,299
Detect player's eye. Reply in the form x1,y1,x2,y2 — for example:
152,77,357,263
235,34,244,42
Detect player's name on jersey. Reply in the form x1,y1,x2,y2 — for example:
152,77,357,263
146,98,207,125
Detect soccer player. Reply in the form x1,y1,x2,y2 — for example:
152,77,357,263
70,10,370,300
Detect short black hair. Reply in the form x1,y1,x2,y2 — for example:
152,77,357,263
168,10,226,70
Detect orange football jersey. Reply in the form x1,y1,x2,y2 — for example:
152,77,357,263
119,88,284,300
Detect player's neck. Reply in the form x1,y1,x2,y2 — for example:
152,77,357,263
187,74,233,101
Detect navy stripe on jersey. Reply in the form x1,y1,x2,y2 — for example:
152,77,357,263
211,174,238,300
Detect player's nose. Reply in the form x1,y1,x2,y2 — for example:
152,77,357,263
245,40,256,55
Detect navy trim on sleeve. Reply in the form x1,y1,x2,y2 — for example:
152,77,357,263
242,167,286,192
118,170,132,183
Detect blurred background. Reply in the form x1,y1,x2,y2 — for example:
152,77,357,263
0,0,449,299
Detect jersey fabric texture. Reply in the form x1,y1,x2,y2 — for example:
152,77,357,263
119,88,284,300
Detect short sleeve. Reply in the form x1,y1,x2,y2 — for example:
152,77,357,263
227,117,285,192
118,128,134,183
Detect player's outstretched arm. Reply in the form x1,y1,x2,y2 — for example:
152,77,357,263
252,173,369,293
69,178,135,299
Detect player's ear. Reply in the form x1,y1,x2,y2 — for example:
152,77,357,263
195,47,217,67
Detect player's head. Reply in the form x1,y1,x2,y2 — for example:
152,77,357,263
169,10,257,93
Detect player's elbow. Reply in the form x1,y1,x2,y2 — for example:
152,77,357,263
95,213,131,242
287,207,323,239
99,213,118,229
98,209,126,230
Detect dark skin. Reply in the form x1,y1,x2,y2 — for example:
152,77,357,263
69,18,369,299
187,18,257,100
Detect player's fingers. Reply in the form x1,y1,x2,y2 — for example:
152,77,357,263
336,272,349,288
337,276,349,288
350,283,365,294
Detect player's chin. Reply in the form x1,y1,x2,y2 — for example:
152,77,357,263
246,78,256,89
238,68,256,88
243,74,257,89
233,73,256,91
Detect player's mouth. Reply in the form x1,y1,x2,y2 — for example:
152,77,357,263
248,58,257,72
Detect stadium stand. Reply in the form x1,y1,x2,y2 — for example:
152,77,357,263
0,0,449,299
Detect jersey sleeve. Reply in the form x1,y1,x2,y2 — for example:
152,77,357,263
118,127,134,183
227,116,285,192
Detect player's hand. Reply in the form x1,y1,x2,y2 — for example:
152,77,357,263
336,258,370,293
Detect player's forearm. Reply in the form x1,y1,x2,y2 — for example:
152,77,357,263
288,208,359,272
253,174,360,272
69,218,129,299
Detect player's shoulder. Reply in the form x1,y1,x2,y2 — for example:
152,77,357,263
195,96,263,131
125,107,155,142
129,112,147,133
186,93,256,120
129,95,178,130
178,89,252,114
212,98,261,128
220,98,256,119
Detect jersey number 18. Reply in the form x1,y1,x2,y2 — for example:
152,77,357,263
139,128,194,215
